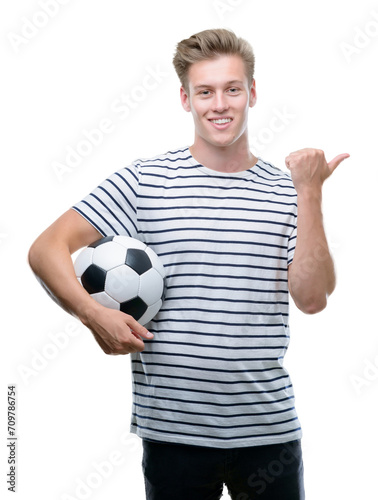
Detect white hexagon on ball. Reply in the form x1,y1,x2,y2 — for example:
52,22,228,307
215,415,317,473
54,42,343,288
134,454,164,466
139,268,164,306
92,241,127,271
91,291,119,310
105,265,140,302
113,235,146,251
74,247,94,276
138,299,163,326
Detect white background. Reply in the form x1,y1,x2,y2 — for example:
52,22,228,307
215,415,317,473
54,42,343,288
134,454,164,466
1,0,377,499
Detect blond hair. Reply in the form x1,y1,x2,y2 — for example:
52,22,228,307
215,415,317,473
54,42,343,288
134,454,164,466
172,28,255,92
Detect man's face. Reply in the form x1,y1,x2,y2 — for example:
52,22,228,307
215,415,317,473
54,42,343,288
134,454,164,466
180,54,256,150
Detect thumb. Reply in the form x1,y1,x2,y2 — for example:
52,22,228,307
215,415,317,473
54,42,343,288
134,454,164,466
328,153,350,174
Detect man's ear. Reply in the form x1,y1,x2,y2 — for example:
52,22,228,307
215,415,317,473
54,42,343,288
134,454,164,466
180,86,191,112
249,79,257,108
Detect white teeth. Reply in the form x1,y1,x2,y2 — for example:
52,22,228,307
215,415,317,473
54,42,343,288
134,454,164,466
210,118,232,124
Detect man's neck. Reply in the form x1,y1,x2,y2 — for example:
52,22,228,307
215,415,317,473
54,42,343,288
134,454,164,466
189,137,258,174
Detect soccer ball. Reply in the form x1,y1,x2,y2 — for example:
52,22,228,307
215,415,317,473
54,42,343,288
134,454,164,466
73,235,165,325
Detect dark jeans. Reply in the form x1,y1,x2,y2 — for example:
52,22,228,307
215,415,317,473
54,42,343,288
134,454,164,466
142,439,305,500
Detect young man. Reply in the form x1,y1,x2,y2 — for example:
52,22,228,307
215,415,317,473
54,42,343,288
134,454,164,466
29,29,349,499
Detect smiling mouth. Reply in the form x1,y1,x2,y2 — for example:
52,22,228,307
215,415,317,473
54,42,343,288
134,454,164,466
209,118,233,124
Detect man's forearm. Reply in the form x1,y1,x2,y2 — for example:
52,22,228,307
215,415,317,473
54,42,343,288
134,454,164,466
285,148,349,314
288,189,335,314
28,234,99,323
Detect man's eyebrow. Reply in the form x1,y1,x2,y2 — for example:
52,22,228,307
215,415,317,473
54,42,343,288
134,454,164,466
225,80,244,86
193,80,245,91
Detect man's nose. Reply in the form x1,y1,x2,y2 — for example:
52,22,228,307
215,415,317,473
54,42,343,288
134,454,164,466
212,92,229,113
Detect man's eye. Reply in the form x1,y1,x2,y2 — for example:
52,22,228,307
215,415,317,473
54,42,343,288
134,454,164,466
228,88,240,93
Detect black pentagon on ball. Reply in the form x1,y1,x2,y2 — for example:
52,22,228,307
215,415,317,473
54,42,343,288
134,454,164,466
126,248,152,275
120,297,148,320
88,235,115,248
81,264,107,294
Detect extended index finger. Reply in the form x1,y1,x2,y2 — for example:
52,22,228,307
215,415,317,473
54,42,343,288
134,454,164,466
123,314,154,340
